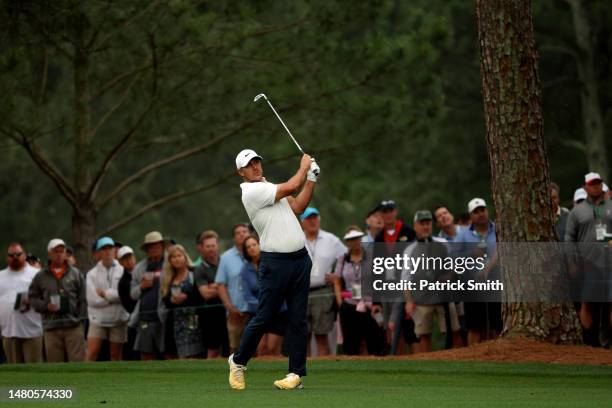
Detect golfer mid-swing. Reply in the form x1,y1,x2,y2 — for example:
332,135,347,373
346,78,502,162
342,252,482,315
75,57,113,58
228,149,320,390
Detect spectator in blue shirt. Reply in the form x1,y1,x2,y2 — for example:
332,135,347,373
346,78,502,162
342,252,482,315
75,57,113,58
454,198,501,345
215,223,250,353
434,206,464,242
241,235,286,356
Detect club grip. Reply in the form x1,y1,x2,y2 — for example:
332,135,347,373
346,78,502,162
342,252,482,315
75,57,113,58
310,157,319,176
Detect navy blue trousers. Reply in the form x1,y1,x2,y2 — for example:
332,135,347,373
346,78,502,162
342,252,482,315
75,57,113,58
234,247,311,376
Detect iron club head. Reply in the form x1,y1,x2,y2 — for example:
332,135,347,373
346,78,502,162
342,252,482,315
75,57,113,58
254,93,267,102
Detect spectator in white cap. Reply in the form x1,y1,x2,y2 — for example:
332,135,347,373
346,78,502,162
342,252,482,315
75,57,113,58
117,246,139,361
130,231,169,360
455,198,501,345
565,172,612,347
28,238,86,362
0,242,43,363
333,226,385,355
117,246,137,314
573,187,587,207
86,237,129,362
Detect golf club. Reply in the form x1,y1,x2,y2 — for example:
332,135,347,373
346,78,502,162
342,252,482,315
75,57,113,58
254,93,318,176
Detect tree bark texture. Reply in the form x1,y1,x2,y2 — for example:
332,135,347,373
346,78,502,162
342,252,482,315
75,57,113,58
72,204,97,272
476,0,581,344
566,0,609,181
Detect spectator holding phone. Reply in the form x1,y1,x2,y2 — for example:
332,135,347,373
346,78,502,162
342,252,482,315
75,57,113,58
29,239,86,362
161,244,203,359
0,242,43,363
333,227,384,355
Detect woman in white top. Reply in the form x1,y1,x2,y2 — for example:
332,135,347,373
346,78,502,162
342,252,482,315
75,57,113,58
86,237,128,361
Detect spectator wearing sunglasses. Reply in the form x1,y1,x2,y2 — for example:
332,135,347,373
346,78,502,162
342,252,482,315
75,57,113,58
0,243,43,363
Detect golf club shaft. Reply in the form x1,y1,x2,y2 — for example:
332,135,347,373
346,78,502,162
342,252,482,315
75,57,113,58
263,99,304,154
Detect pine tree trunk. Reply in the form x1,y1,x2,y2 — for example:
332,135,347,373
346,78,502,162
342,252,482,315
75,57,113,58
72,204,97,273
475,0,581,344
72,8,95,272
567,0,609,181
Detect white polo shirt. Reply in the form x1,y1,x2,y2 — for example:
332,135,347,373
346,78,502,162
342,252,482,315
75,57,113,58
305,229,347,288
0,264,43,338
241,180,305,253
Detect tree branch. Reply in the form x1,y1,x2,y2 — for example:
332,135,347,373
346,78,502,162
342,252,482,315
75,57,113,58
98,138,378,235
94,1,162,50
96,56,389,209
19,8,73,59
245,16,310,38
91,60,153,101
128,134,190,148
98,175,233,235
89,72,140,139
87,99,156,202
87,32,162,202
97,115,264,209
1,126,76,206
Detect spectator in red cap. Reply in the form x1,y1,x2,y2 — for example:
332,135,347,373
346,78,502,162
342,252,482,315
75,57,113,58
374,200,416,355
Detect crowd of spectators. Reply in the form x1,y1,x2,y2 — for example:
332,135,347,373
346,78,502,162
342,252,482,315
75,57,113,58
0,171,610,364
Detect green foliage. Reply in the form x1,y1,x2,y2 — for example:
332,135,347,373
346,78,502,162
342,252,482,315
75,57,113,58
0,0,610,260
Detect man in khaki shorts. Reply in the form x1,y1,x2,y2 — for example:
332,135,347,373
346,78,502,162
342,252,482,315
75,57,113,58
403,211,461,353
301,207,346,356
216,223,250,354
29,239,87,362
86,237,129,361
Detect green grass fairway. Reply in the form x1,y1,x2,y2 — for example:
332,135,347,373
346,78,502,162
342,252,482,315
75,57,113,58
1,359,611,407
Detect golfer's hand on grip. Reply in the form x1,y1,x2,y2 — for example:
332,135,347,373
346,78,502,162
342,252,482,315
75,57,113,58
300,154,312,171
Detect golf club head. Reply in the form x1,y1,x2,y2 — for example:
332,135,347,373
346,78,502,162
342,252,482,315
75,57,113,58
254,93,267,102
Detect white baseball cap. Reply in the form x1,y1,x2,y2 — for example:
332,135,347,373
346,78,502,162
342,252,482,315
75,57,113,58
573,187,587,202
468,198,487,213
235,149,263,170
603,183,609,193
117,246,134,259
47,238,66,252
584,172,602,184
343,229,365,241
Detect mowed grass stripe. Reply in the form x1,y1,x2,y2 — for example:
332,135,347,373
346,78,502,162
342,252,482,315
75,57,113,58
0,359,610,408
